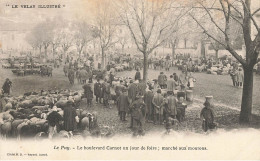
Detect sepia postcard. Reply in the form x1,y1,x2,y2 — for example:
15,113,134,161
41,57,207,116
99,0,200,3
0,0,260,160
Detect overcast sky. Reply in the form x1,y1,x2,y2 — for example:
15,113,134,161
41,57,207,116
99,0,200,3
0,0,259,31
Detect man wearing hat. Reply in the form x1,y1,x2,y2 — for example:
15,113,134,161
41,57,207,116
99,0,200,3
82,83,93,107
176,97,187,122
130,95,146,136
135,68,141,81
152,89,164,125
68,68,75,85
200,100,216,132
115,80,125,102
94,79,102,104
173,73,179,82
165,92,178,121
117,88,129,121
128,80,138,104
144,87,154,123
158,72,167,89
166,75,178,95
2,78,12,96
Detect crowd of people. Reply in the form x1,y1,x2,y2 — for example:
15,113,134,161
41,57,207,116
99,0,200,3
0,52,223,139
75,65,216,136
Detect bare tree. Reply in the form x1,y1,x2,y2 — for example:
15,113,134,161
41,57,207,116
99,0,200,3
60,29,74,58
73,22,95,58
26,33,43,56
92,0,119,68
118,35,129,53
118,0,191,81
26,20,53,58
190,0,260,124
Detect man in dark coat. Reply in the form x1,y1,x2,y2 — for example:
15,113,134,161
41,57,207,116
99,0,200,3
130,96,146,136
158,72,167,89
165,92,178,120
63,100,77,133
137,79,147,96
94,79,102,103
115,80,124,101
102,80,111,108
2,78,12,96
200,101,216,132
46,106,63,139
144,88,154,122
128,80,138,104
135,69,141,81
173,73,179,82
166,75,178,95
152,89,164,125
117,89,129,121
82,83,94,107
68,68,75,85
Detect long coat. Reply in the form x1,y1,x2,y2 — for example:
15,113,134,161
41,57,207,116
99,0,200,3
152,93,164,114
165,95,177,116
63,105,77,131
158,74,167,86
115,84,124,96
135,71,141,80
166,79,177,92
2,80,12,94
103,82,111,100
80,69,88,81
128,83,138,102
131,98,146,121
94,82,102,97
83,84,93,99
137,82,147,96
68,69,75,82
144,91,154,116
117,93,130,112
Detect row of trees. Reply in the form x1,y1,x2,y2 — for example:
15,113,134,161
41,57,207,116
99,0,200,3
26,0,259,124
26,18,98,60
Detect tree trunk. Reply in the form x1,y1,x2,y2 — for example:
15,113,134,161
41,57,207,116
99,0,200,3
101,48,105,69
39,47,42,58
172,46,176,59
201,41,206,58
44,47,47,57
122,45,125,53
143,52,148,82
239,66,254,124
215,50,219,61
79,50,81,58
53,46,55,59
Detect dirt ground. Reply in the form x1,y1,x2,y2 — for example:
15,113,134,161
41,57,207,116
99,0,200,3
0,65,260,135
